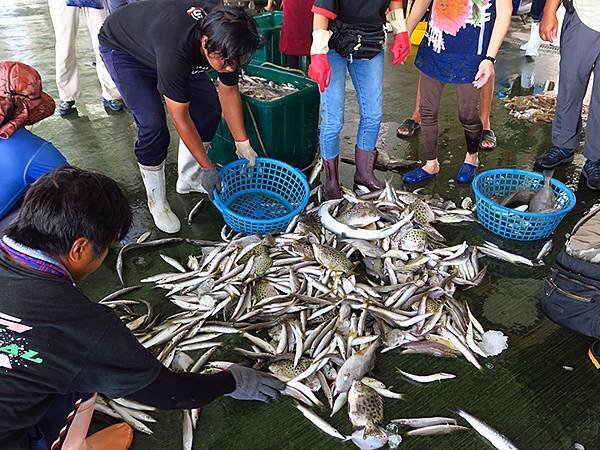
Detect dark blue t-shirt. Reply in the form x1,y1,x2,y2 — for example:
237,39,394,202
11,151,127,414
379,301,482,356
415,0,496,84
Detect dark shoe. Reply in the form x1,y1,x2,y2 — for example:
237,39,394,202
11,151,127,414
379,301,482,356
456,162,478,183
58,100,75,116
396,118,421,138
103,98,124,111
582,159,600,191
403,167,437,185
588,340,600,369
535,146,574,169
354,147,385,191
323,157,342,200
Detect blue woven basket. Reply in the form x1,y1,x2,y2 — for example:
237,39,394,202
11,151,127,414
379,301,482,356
472,169,576,241
213,158,310,235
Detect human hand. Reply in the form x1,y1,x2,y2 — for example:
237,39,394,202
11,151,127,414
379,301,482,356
473,59,494,89
198,167,221,201
391,32,410,64
235,139,258,166
540,13,558,43
225,365,286,402
308,54,331,92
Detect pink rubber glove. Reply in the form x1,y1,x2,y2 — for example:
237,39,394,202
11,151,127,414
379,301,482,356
308,54,331,92
391,32,410,65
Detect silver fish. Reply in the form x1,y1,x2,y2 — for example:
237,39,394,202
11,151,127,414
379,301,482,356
529,169,556,213
452,407,519,450
335,340,379,394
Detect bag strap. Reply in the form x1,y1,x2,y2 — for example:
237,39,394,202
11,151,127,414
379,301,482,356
567,203,600,240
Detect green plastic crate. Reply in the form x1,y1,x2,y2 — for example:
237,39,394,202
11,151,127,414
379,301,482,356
251,11,284,66
209,63,319,170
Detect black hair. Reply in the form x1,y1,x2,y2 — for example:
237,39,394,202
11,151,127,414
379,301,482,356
199,6,261,67
6,166,132,257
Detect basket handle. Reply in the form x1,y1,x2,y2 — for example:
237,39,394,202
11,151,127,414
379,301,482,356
260,61,306,77
212,189,225,213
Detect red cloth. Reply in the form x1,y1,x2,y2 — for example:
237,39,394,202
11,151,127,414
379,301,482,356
0,61,55,139
280,0,314,56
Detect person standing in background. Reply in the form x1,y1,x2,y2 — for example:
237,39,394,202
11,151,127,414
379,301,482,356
47,0,124,116
279,0,314,69
402,0,512,185
308,0,410,200
534,0,600,190
520,0,546,57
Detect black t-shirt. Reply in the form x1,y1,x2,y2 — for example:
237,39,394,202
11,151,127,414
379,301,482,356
312,0,390,26
0,253,161,450
99,0,239,103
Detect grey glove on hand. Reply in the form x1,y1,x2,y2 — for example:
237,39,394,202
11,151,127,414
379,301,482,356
225,365,285,402
198,167,221,201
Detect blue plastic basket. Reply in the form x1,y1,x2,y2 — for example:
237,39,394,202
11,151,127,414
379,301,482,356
213,158,310,235
472,169,576,241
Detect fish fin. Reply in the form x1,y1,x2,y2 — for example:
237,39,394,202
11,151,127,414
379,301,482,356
543,169,554,182
449,406,464,416
363,424,387,440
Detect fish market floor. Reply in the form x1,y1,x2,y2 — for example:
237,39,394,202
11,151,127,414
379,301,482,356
1,1,598,448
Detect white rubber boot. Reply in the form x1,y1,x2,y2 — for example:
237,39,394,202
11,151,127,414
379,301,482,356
525,22,542,57
176,139,211,195
139,161,181,234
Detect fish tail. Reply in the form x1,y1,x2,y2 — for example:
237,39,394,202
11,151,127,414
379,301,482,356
542,169,554,184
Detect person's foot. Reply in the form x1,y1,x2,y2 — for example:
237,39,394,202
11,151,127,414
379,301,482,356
103,98,124,112
582,159,600,191
535,146,575,169
396,118,421,138
403,164,439,185
479,129,497,150
524,22,542,57
456,163,478,183
588,340,600,369
58,100,75,116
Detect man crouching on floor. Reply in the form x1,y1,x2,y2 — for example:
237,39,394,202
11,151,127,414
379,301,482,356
0,167,284,450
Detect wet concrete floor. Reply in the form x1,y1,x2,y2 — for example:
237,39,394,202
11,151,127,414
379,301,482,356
1,1,599,449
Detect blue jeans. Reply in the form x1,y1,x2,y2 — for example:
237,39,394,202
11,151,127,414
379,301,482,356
99,45,221,166
319,50,384,161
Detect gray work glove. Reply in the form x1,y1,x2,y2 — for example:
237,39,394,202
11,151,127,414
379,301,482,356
198,167,221,201
225,365,285,402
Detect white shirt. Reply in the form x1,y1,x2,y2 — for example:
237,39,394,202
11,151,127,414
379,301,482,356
574,0,600,33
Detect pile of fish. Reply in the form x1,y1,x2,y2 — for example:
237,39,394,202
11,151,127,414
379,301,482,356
92,179,552,449
237,74,299,101
493,169,557,213
504,93,589,124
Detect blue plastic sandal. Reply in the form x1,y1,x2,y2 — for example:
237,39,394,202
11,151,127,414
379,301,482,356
403,167,438,185
456,163,478,183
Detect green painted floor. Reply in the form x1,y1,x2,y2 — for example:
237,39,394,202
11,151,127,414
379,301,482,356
1,2,598,449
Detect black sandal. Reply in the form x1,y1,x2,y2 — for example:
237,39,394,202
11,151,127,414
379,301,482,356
479,129,497,150
396,119,421,138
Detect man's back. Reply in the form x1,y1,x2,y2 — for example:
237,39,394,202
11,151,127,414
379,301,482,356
0,249,158,449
